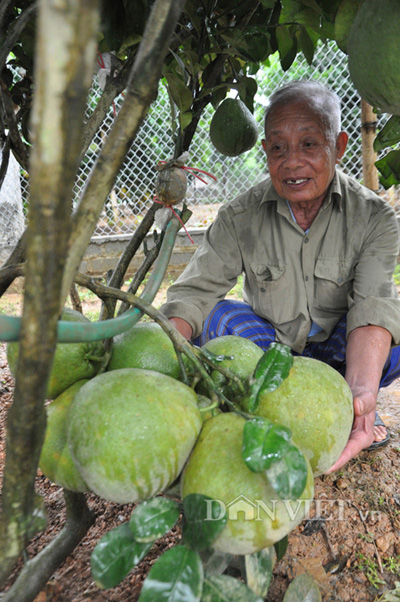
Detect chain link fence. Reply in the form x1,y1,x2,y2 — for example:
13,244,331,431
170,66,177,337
1,41,399,241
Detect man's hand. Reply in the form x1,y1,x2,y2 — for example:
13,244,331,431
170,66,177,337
326,325,392,475
327,390,376,473
169,316,193,340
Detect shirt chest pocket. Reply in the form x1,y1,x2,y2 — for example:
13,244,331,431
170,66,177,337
314,258,354,313
249,263,296,322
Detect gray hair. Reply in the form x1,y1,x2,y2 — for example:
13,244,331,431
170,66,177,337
264,80,342,140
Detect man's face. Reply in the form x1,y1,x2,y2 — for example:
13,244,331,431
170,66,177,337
262,101,347,206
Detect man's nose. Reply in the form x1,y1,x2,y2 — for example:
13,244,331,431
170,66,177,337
283,146,304,167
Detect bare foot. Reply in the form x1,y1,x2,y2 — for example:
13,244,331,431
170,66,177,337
373,424,388,443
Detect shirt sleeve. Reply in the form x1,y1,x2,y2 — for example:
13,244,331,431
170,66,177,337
346,201,400,344
160,207,244,337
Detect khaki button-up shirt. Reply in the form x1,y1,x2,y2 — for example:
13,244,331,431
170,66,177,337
161,170,400,353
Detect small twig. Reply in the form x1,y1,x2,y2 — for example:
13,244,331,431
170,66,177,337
321,522,336,561
69,283,83,313
117,244,159,316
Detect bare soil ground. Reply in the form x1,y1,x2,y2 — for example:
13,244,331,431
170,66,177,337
1,285,400,602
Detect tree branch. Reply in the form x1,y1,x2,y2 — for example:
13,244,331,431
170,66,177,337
1,491,95,602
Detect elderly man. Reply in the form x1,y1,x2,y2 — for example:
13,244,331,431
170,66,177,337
161,80,400,472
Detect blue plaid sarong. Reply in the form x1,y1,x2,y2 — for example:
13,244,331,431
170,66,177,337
192,299,400,388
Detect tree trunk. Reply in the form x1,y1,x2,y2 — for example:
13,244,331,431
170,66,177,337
361,98,379,192
0,0,100,584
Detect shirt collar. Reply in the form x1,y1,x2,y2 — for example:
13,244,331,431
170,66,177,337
260,169,343,211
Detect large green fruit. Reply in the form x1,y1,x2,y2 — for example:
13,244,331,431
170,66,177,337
182,413,314,555
67,368,202,504
198,335,263,400
7,307,106,399
39,380,90,492
334,0,363,53
107,321,184,379
241,357,354,476
209,98,259,157
348,0,400,114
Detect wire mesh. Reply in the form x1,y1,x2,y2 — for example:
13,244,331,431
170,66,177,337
1,41,398,240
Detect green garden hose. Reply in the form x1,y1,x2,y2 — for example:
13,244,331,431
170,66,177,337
0,215,180,343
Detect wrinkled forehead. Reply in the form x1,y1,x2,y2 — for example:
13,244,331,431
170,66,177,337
265,100,329,137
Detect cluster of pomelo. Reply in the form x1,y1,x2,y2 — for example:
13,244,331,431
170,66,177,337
7,316,353,555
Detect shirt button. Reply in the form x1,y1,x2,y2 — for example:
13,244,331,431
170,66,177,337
305,276,309,281
260,287,266,292
304,237,309,243
337,277,343,283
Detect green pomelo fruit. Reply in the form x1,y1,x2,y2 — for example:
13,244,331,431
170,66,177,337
197,335,263,400
241,357,354,476
67,368,202,503
347,0,400,114
181,412,314,555
210,98,259,157
107,321,187,380
7,307,105,399
334,0,363,53
39,380,90,492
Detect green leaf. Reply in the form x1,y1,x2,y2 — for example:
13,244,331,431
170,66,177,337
199,548,235,575
276,25,298,71
138,545,203,602
282,572,322,602
91,523,152,589
182,494,227,551
164,72,193,114
265,445,308,500
296,0,322,13
242,32,271,62
374,116,400,152
244,547,276,597
242,417,292,472
129,497,181,543
274,535,289,562
259,0,276,7
247,342,293,413
297,25,315,64
201,574,264,602
375,150,400,189
180,110,193,130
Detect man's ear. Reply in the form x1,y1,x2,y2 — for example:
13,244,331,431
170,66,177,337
336,131,349,162
261,139,267,153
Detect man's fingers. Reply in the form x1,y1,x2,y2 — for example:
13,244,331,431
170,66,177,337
352,392,376,417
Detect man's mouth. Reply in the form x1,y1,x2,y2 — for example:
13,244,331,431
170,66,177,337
285,178,309,185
